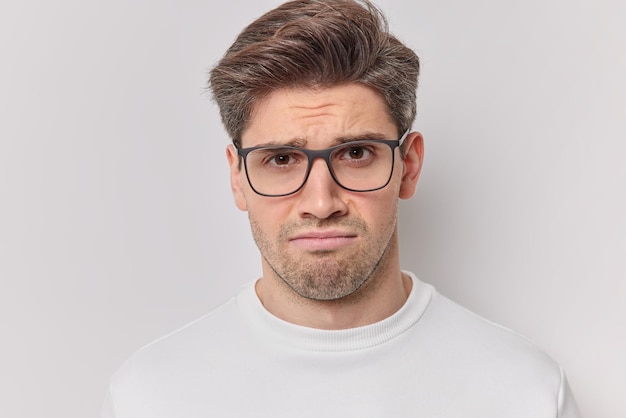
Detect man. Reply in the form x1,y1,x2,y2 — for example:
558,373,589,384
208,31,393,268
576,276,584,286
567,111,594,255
102,1,581,416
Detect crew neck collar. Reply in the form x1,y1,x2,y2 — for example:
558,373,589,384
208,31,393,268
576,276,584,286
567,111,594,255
236,271,433,352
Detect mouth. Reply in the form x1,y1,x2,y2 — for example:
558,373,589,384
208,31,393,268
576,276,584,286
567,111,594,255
288,230,358,251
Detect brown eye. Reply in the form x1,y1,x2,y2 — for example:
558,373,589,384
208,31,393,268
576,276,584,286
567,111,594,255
257,149,304,168
339,145,372,160
273,154,291,165
347,147,365,159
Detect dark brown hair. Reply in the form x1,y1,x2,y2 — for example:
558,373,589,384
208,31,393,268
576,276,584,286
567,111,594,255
209,0,420,148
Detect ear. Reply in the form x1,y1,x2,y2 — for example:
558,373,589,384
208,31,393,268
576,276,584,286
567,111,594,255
226,145,248,211
399,132,424,200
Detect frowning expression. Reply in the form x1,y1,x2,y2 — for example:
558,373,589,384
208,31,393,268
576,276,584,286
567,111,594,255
226,83,422,301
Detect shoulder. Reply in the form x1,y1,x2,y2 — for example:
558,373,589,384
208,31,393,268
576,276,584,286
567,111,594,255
425,291,556,365
405,273,557,368
109,283,254,390
416,288,565,405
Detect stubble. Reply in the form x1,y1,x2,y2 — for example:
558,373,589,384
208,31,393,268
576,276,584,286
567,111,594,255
249,209,398,301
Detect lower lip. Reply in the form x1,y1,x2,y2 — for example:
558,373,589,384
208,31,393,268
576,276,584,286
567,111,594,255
289,236,357,251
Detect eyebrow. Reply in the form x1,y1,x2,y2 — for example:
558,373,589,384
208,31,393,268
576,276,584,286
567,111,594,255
331,132,389,145
252,131,391,148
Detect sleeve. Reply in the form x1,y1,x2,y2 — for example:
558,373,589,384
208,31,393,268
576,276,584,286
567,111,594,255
558,368,582,418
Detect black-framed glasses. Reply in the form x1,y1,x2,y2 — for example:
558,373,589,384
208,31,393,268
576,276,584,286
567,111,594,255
237,129,409,197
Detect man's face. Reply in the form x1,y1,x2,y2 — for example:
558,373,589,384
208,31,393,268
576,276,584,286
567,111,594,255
227,83,422,301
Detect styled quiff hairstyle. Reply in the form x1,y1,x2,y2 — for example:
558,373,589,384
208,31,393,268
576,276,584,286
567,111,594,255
209,0,420,148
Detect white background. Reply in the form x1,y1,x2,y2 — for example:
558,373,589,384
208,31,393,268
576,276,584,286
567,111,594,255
1,0,624,417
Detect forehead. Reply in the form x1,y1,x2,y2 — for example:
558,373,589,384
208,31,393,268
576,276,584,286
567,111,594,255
241,84,396,148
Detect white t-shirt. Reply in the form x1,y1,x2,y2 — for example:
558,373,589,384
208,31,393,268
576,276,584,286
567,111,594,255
102,273,580,417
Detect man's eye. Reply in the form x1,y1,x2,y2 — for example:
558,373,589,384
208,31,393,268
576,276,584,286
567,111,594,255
342,146,372,160
262,151,302,167
271,154,292,165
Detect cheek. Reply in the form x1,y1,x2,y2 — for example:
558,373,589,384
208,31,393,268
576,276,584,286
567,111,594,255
347,189,399,225
246,197,294,232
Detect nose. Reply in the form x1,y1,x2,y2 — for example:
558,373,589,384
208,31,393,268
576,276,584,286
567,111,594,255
296,157,348,220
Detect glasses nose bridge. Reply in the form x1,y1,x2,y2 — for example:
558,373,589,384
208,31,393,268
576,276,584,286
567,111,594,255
305,148,335,176
300,147,341,191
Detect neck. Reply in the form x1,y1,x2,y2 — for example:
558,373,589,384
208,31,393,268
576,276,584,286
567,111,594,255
255,239,410,330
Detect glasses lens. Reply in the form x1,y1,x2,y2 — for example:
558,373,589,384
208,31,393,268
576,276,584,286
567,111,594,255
329,141,393,192
245,147,309,196
244,141,395,196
